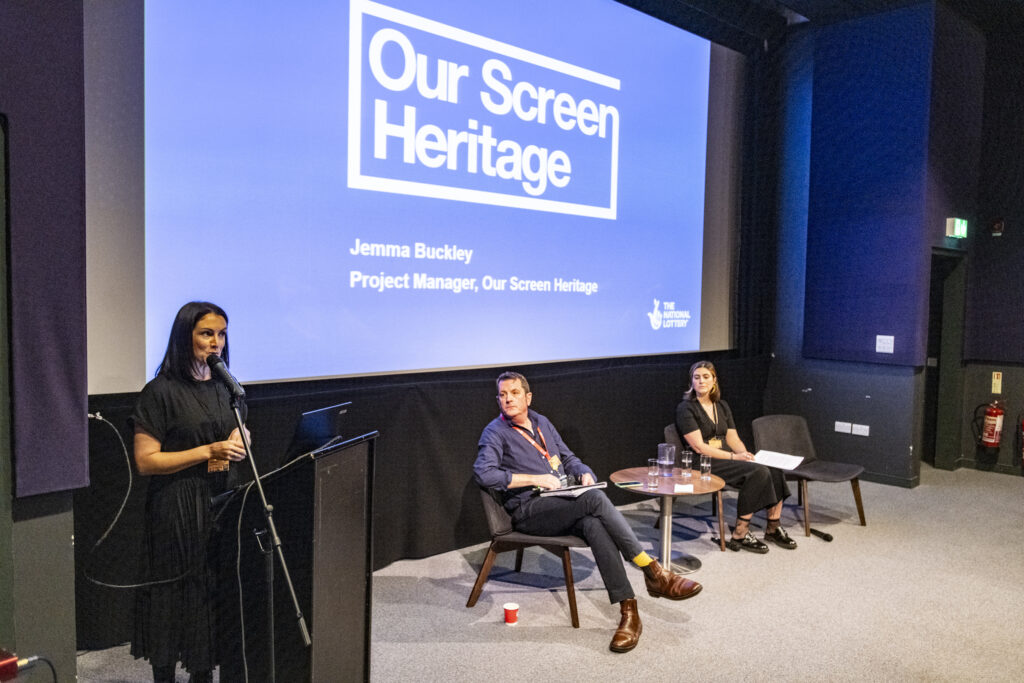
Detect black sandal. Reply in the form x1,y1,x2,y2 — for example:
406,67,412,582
726,530,769,554
764,523,797,549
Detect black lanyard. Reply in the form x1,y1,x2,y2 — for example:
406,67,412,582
700,401,721,436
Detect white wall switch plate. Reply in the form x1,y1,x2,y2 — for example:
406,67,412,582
835,421,852,433
852,424,870,437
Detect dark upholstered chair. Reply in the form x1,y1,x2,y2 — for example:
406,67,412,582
466,487,589,627
663,425,728,551
751,414,866,536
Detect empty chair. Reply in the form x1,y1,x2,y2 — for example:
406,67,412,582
751,414,866,536
466,487,589,627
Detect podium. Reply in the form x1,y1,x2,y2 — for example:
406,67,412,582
217,431,377,682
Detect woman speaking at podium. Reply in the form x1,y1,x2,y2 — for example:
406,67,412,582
130,301,248,683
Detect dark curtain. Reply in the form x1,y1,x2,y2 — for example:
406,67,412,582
736,42,781,358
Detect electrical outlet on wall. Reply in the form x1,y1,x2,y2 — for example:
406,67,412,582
835,421,852,433
992,371,1002,394
852,424,870,437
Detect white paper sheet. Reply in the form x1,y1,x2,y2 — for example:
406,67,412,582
538,481,608,497
752,450,804,470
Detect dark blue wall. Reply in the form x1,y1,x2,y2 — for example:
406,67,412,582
767,1,988,485
0,1,88,497
765,23,922,487
1,2,85,679
0,1,84,679
803,4,934,366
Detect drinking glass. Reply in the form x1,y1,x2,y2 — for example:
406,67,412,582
699,453,712,480
679,449,692,478
646,458,661,489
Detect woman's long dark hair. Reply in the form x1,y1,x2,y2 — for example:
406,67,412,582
155,301,229,382
683,360,720,402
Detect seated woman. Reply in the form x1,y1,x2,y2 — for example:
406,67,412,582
675,360,796,553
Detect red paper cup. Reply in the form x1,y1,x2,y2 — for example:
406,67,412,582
503,602,519,625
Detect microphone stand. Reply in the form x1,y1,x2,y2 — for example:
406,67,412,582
229,395,311,682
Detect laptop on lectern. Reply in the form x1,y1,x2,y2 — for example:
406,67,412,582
224,402,351,491
283,401,352,460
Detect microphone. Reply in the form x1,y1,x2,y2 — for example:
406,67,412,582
809,527,834,542
206,354,245,399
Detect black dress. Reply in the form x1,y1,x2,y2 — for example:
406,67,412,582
675,398,789,517
130,374,246,673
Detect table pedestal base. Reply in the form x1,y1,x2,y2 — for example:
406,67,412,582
609,467,726,572
658,495,701,574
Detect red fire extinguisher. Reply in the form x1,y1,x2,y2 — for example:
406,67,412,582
979,400,1005,448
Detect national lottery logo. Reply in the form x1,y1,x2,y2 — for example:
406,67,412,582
348,0,621,219
647,299,690,330
647,299,663,330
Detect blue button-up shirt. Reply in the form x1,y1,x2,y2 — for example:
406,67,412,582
474,409,596,511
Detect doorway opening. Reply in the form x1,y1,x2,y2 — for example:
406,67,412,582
923,249,965,467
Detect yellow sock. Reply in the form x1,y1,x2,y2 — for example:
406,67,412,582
632,551,654,567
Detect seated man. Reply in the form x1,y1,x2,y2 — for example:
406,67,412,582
474,371,701,653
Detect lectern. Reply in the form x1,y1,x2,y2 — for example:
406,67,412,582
218,431,377,682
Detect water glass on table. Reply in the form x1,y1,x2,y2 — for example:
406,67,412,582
699,453,712,480
679,449,692,478
646,458,661,489
657,442,676,476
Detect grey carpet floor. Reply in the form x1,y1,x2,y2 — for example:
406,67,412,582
78,463,1024,682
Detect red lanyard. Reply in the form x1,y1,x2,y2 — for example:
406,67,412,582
503,415,558,471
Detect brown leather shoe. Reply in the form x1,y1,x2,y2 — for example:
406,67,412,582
642,559,703,600
609,598,642,653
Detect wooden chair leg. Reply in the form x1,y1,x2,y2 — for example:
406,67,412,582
850,478,866,526
801,480,810,537
560,548,580,628
713,491,725,551
467,546,499,608
514,547,524,572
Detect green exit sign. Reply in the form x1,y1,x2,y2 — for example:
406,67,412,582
945,217,968,239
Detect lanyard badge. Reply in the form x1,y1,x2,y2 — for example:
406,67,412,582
507,418,563,481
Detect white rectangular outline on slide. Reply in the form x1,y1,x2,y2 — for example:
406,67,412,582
348,0,621,219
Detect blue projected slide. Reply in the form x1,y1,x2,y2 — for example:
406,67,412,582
145,0,710,382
